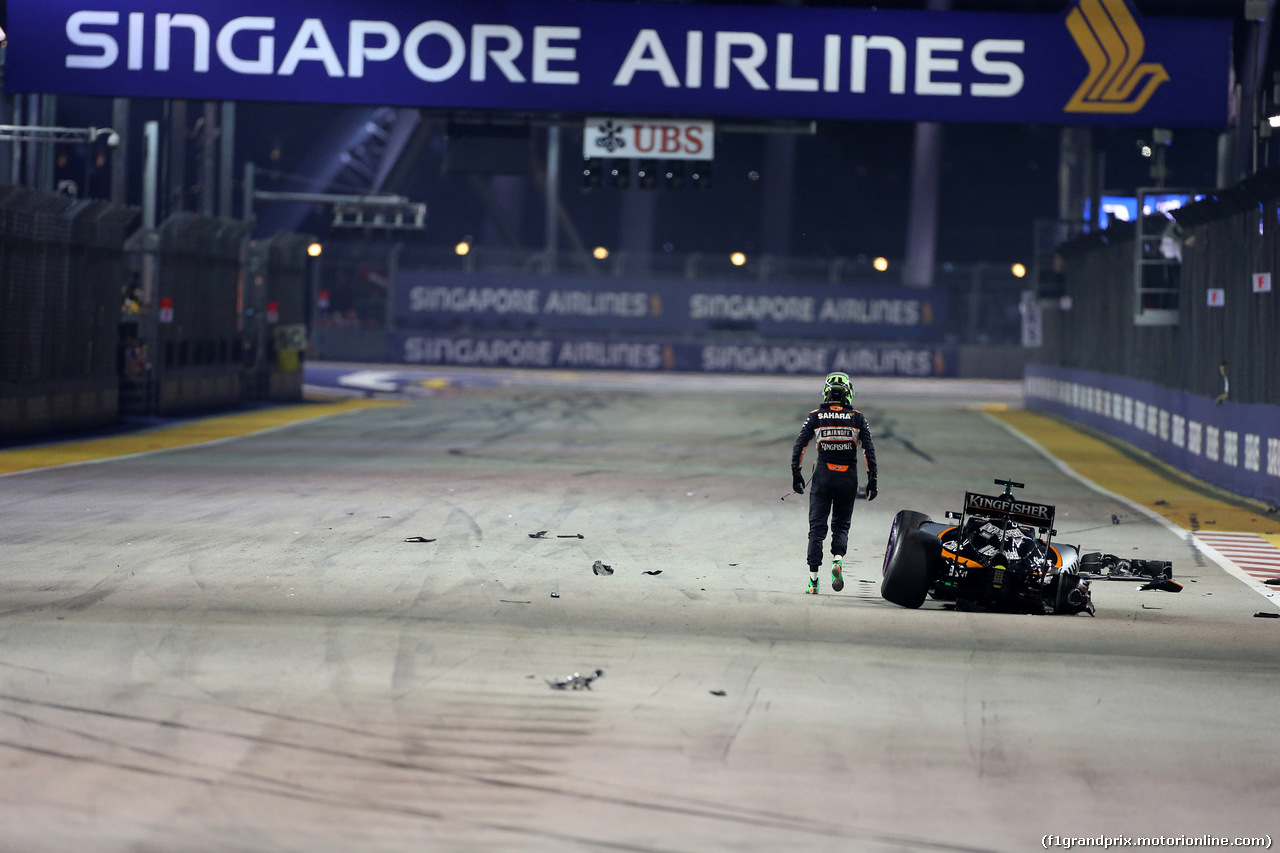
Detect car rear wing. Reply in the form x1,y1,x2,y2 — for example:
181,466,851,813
961,491,1057,533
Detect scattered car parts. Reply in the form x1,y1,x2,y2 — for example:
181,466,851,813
546,669,604,690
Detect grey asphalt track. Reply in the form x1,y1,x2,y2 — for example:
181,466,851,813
1,372,1276,853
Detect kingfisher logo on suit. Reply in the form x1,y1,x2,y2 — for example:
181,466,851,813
1064,0,1169,115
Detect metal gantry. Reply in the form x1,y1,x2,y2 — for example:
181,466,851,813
0,124,119,146
248,186,427,231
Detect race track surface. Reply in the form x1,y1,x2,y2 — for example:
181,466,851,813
1,365,1276,853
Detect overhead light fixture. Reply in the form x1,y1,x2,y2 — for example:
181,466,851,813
455,241,471,256
664,163,684,190
873,257,889,272
593,246,609,260
582,156,601,189
730,252,747,266
610,160,631,189
1011,263,1027,278
1268,115,1280,129
307,242,323,258
637,159,657,190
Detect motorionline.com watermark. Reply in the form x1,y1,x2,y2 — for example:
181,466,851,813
1044,836,1272,850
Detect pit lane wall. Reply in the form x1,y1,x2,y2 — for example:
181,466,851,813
384,271,957,377
1024,364,1280,506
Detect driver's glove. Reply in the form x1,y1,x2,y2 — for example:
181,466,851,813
791,468,805,495
865,473,878,501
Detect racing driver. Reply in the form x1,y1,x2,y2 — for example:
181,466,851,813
791,372,878,594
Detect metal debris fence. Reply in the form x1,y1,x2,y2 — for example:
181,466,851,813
0,185,137,436
2,185,308,435
1037,166,1280,405
153,213,251,377
0,186,135,384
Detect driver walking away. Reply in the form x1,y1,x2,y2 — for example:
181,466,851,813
791,372,877,594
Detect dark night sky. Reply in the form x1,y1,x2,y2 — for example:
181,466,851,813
1,0,1262,265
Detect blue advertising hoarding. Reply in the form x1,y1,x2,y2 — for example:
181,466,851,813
1026,365,1280,506
388,330,957,378
6,0,1231,127
395,270,947,341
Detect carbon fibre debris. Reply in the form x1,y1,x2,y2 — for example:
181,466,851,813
546,669,604,690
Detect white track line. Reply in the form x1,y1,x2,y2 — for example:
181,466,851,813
985,412,1280,610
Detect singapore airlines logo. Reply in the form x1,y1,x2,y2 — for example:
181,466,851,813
1064,0,1169,114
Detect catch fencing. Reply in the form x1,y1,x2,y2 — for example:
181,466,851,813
241,231,312,401
2,185,311,437
124,215,311,414
0,185,137,437
1035,166,1280,406
121,213,254,415
1028,166,1280,505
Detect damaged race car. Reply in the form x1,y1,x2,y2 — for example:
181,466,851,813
880,479,1171,615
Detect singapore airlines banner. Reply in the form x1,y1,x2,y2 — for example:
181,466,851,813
388,331,958,378
394,271,948,342
387,271,955,376
7,0,1230,127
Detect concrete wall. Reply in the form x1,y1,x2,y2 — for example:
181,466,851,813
157,366,241,416
0,377,119,440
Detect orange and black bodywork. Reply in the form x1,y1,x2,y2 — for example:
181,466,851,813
879,480,1100,616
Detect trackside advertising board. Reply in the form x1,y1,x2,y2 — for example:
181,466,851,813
388,331,958,378
7,0,1230,127
394,271,947,342
1025,365,1280,506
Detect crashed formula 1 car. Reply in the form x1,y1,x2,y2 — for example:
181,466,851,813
880,479,1171,615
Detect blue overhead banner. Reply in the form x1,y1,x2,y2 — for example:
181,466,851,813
6,0,1231,127
394,270,948,342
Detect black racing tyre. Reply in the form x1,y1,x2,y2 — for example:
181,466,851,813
881,510,933,609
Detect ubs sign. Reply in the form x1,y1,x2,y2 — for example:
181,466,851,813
583,118,713,161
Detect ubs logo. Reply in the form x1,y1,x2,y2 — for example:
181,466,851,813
594,120,628,154
1064,0,1168,115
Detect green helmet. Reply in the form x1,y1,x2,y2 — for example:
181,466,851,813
823,371,853,403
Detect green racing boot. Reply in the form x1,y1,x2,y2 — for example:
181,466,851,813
831,558,844,592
